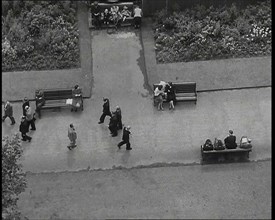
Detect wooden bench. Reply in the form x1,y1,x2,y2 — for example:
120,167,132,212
153,82,197,104
35,88,83,115
88,2,134,29
201,145,252,163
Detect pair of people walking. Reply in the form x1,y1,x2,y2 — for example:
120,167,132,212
98,98,123,137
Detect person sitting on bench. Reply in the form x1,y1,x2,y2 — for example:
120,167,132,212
121,6,131,22
71,85,82,112
224,130,237,149
102,8,111,25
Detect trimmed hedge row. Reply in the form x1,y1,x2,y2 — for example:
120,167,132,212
2,1,80,72
153,1,271,63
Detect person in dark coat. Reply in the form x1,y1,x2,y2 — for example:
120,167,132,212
165,82,176,110
2,101,15,125
98,98,112,124
35,90,45,118
22,97,30,116
108,111,118,137
91,1,101,29
115,106,122,130
19,116,32,142
224,130,237,149
117,126,132,150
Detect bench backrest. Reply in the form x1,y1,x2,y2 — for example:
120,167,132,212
98,2,134,14
36,89,73,100
153,82,196,94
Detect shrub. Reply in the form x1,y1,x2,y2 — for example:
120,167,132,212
153,0,271,63
2,134,27,220
2,1,80,72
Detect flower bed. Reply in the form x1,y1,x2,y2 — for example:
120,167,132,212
2,1,80,72
153,1,271,63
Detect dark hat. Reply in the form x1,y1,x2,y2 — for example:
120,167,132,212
229,130,233,134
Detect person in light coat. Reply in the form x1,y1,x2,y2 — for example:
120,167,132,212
68,123,77,150
2,101,15,125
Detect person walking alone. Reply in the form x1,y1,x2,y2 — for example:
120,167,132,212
2,101,16,125
67,124,77,150
133,5,142,29
19,116,32,142
25,106,36,130
117,126,132,150
98,98,112,124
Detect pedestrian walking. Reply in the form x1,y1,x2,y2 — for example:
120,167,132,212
115,106,123,130
22,97,30,116
67,123,77,150
109,111,118,137
117,126,132,150
25,106,36,130
98,98,112,124
2,101,16,125
19,116,32,142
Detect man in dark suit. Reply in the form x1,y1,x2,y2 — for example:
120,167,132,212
2,101,15,125
224,130,237,149
117,126,132,150
98,98,112,124
109,111,118,137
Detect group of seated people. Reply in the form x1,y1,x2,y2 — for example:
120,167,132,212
203,130,252,151
154,81,176,110
91,1,132,29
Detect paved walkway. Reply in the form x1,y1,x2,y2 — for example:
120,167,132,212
2,30,271,173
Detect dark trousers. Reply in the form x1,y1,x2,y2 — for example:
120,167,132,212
93,15,101,28
27,119,36,130
109,125,118,136
117,120,122,130
118,140,131,149
99,112,111,123
21,133,32,141
2,115,15,124
134,17,141,28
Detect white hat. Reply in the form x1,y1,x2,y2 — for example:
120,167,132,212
25,106,29,110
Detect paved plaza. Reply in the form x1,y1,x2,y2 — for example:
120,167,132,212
2,30,271,173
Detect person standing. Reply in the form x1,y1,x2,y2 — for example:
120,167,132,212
25,106,36,130
133,5,142,29
2,101,15,125
154,85,165,111
67,123,77,150
109,111,118,137
22,97,30,116
35,90,45,118
115,106,123,130
117,126,132,150
166,82,176,110
224,130,237,149
98,98,112,124
91,1,101,29
19,116,32,142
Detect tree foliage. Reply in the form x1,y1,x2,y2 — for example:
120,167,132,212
2,1,80,72
2,134,27,220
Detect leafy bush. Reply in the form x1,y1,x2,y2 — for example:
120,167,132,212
153,1,271,63
2,1,80,72
2,134,27,220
